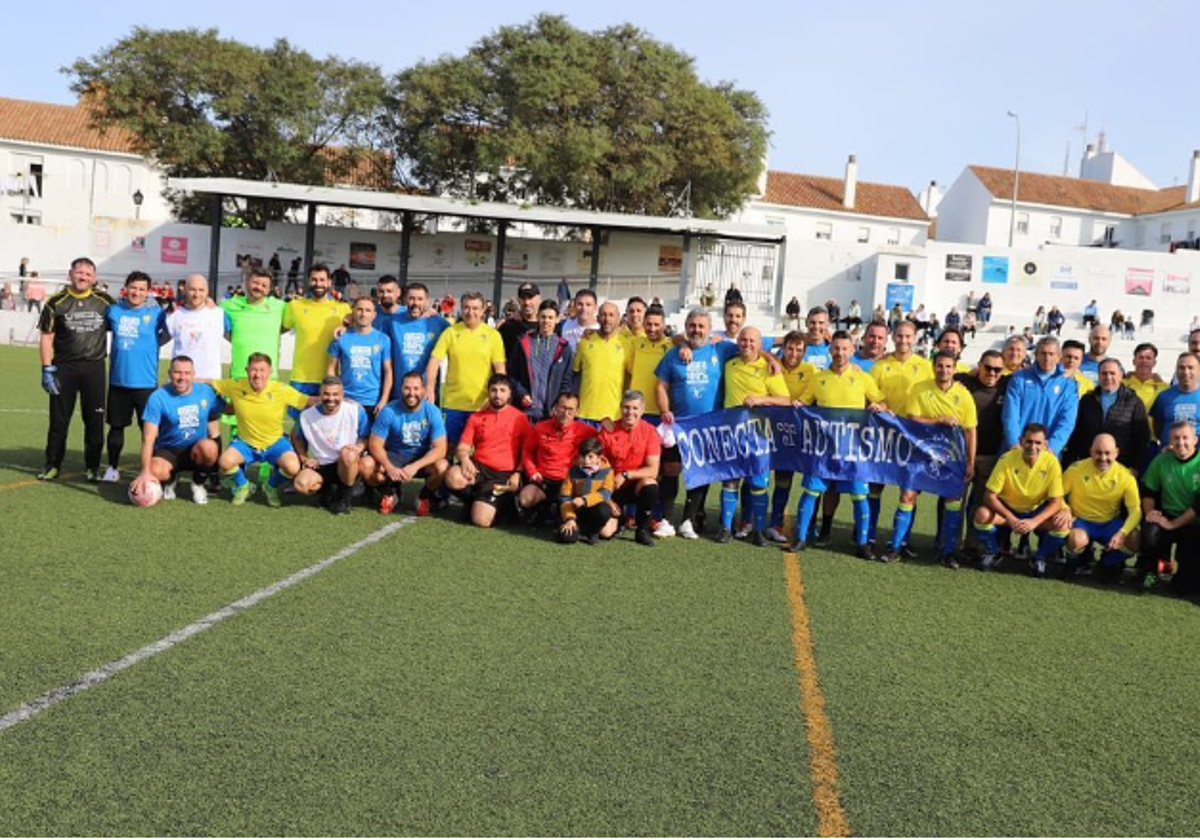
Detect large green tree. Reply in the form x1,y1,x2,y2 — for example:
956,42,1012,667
66,28,387,226
388,15,769,219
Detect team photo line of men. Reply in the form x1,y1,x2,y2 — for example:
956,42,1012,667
36,256,1200,590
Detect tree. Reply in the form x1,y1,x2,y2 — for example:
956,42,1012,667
387,15,769,219
66,28,387,226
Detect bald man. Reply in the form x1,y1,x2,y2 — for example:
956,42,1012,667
1053,433,1141,581
165,274,229,381
573,301,630,424
1080,325,1111,385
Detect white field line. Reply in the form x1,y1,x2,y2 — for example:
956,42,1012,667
0,408,42,413
0,518,414,733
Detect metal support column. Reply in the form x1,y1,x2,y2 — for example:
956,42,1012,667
677,232,693,305
399,211,414,288
588,226,602,291
207,193,222,299
492,221,508,310
303,203,317,276
773,239,788,313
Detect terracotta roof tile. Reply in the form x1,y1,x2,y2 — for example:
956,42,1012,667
968,165,1187,217
0,96,139,154
763,170,928,222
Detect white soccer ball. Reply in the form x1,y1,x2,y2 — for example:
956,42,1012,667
129,479,163,507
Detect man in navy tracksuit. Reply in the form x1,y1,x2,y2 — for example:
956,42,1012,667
509,299,575,422
1001,336,1078,458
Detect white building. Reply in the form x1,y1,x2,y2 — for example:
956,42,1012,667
935,144,1200,252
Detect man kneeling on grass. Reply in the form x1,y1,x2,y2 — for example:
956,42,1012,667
212,353,316,507
364,370,449,516
558,437,616,544
972,422,1069,576
291,376,373,515
1049,433,1141,582
598,390,661,546
517,391,595,526
443,374,530,528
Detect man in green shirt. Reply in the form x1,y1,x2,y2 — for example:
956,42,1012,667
1140,420,1200,592
222,268,285,380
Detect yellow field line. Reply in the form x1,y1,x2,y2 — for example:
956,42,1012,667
784,549,851,837
0,473,80,493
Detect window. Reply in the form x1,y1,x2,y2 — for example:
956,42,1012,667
1134,224,1145,247
815,222,832,240
765,215,786,227
1160,222,1173,244
894,262,910,281
1188,221,1196,242
887,227,901,245
11,210,41,225
1049,216,1063,239
857,226,871,243
1016,212,1030,235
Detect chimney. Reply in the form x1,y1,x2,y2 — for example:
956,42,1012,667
924,180,937,214
1080,143,1096,177
1188,150,1200,204
843,155,857,210
755,152,769,197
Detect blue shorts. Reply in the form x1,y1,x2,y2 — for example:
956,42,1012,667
727,471,769,490
230,436,295,468
1074,517,1123,546
289,381,321,419
802,475,868,496
443,408,473,449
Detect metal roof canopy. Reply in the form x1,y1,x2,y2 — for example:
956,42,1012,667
168,176,786,306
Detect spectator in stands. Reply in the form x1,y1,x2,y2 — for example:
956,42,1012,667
724,283,743,308
785,296,801,329
910,304,929,334
19,256,29,277
872,303,886,324
1021,326,1035,347
556,276,571,306
332,264,351,293
1033,306,1048,334
825,299,841,329
1065,359,1148,470
977,292,993,325
700,282,717,309
845,299,863,329
1047,306,1065,336
966,290,977,314
1082,299,1099,329
962,308,977,339
1110,310,1127,339
944,307,962,332
888,304,904,331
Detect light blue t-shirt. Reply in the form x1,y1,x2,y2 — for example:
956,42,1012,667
654,342,739,418
107,300,167,388
142,383,223,449
370,399,446,461
1151,386,1200,436
384,313,449,393
803,342,832,371
329,328,392,407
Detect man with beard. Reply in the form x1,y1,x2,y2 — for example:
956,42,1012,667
366,370,449,517
599,390,662,547
499,282,542,359
223,267,285,382
293,376,373,514
385,282,448,399
426,292,506,447
282,264,352,415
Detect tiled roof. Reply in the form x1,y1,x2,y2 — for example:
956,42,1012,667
0,96,139,154
762,170,928,222
968,165,1187,216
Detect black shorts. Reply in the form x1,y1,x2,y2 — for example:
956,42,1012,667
612,481,639,507
471,465,517,507
107,385,154,428
660,444,681,466
537,478,564,502
154,443,206,474
315,462,344,486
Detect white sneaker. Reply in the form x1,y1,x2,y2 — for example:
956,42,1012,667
162,480,177,501
764,526,790,544
190,482,208,505
735,521,754,539
678,520,699,540
653,520,676,538
101,466,121,483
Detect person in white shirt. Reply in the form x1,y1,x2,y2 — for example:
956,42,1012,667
291,376,373,515
165,274,230,380
559,288,599,350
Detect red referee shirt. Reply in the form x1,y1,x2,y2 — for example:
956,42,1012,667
523,419,597,480
461,404,530,471
599,419,661,474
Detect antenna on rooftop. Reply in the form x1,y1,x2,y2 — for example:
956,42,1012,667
668,181,692,218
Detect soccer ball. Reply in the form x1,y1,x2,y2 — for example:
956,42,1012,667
129,479,163,507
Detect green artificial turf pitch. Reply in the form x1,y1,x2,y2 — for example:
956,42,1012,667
1,343,1199,836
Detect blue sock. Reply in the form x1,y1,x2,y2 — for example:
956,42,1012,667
268,467,286,489
852,495,870,546
751,488,769,532
796,491,819,544
1100,548,1131,568
867,494,882,542
1035,531,1067,560
720,486,738,530
224,466,247,488
975,522,1000,554
891,503,915,551
941,502,964,556
770,478,792,529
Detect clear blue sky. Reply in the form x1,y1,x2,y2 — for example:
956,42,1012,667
5,0,1197,196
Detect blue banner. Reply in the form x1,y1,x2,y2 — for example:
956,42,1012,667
672,405,967,498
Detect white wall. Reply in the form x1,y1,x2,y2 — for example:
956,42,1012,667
931,169,992,245
736,200,927,247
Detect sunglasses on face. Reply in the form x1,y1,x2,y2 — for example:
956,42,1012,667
982,365,1003,374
